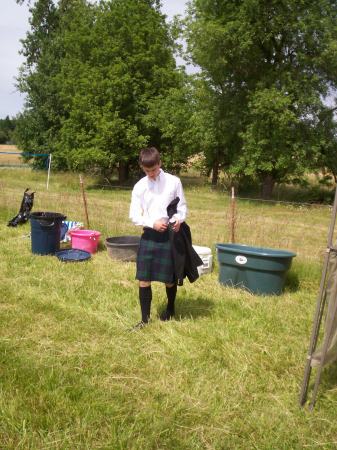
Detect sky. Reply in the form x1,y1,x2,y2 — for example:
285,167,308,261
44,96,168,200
0,0,188,119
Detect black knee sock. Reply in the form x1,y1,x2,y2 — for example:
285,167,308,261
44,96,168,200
139,286,152,323
166,284,177,314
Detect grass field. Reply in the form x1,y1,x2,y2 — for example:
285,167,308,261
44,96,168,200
1,168,337,449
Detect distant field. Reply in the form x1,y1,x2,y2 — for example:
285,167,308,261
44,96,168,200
0,144,24,166
0,145,18,150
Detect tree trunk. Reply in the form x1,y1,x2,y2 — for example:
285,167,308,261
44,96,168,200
211,160,219,186
261,174,275,199
118,161,129,184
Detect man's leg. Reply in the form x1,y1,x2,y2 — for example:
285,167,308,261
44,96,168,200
160,283,177,321
139,281,152,324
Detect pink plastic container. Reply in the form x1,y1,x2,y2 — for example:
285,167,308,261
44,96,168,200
70,229,101,254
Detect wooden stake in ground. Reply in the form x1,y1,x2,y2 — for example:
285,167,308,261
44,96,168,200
230,186,236,243
46,154,52,190
79,174,90,229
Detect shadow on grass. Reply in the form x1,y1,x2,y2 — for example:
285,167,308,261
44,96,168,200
284,270,300,293
159,295,215,321
318,361,337,389
97,240,107,252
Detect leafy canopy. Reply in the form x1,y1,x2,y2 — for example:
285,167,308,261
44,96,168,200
16,0,182,180
185,0,337,194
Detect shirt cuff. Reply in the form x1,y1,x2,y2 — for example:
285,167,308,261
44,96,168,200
173,213,184,223
143,218,155,228
169,214,178,223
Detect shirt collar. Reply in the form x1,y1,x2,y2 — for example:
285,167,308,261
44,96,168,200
148,168,164,184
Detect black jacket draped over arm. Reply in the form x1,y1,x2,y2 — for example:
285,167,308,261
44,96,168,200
167,197,203,286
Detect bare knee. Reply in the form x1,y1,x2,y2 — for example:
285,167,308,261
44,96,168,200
139,281,151,288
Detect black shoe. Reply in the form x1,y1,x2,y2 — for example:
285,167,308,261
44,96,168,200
129,321,147,332
160,310,174,321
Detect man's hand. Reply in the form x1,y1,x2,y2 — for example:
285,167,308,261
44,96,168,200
171,220,181,232
153,219,168,232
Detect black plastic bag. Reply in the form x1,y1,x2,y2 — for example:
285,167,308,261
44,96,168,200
7,188,35,227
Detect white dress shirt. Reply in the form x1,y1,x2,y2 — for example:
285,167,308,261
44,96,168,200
129,169,187,228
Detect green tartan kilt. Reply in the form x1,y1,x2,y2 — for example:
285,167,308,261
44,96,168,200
136,232,174,283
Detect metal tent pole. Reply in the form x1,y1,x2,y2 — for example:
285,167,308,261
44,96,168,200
309,276,337,409
299,185,337,407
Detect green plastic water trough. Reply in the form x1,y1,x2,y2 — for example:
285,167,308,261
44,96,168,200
216,243,296,295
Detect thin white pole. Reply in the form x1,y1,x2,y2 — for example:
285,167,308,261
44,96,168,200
230,186,236,243
46,153,52,190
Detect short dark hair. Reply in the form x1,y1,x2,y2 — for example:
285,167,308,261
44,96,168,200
139,147,160,168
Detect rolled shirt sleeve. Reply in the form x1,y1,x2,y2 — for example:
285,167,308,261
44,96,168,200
173,179,187,223
129,189,154,228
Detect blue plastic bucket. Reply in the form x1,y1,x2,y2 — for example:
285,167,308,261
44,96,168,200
30,212,66,255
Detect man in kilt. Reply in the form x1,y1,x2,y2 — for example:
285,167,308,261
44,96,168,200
129,147,187,329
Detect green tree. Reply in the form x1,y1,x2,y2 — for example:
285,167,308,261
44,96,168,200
16,0,182,181
15,0,65,167
146,76,234,182
316,107,337,183
185,0,337,196
0,116,16,144
145,75,199,172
